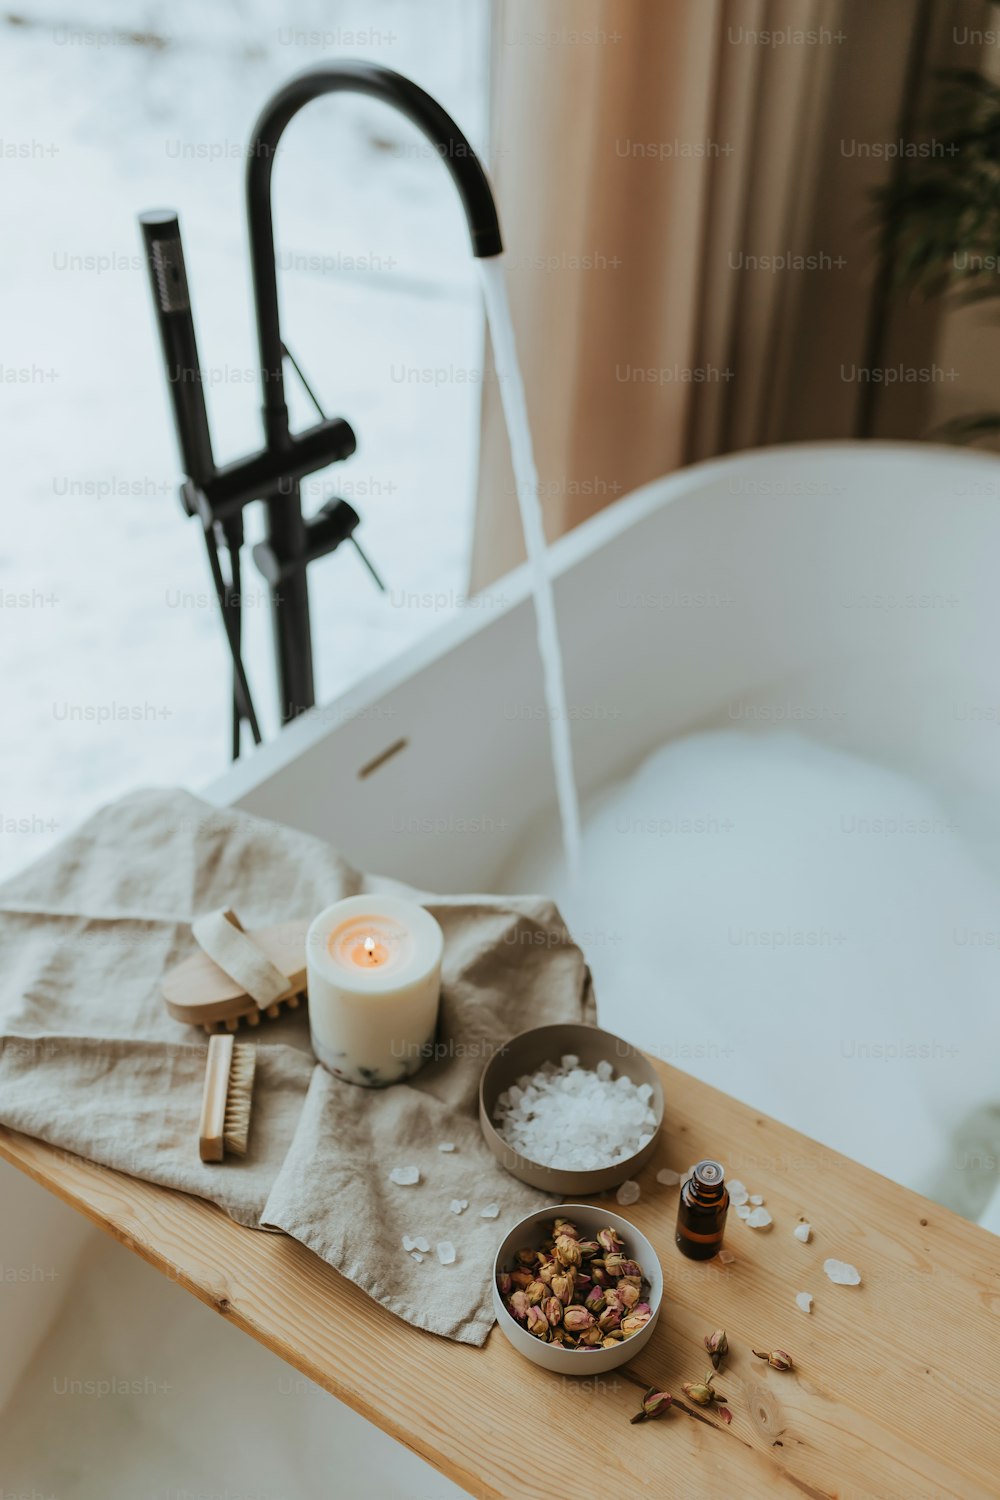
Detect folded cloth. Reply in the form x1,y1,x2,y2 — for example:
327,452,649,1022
0,789,594,1344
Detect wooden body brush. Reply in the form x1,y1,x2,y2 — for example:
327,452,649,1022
199,1034,256,1162
162,909,308,1032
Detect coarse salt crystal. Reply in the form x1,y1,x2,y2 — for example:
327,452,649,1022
656,1168,681,1185
717,1249,735,1265
480,1203,500,1219
492,1057,659,1170
824,1258,861,1285
410,1251,424,1263
728,1179,747,1196
746,1207,772,1229
437,1142,456,1153
749,1194,764,1206
736,1204,752,1220
389,1166,420,1186
795,1291,813,1313
436,1241,456,1265
793,1222,811,1243
616,1179,640,1206
412,1237,430,1253
729,1187,749,1207
401,1235,416,1252
449,1199,466,1215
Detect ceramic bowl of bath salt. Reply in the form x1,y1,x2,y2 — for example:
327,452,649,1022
479,1022,663,1194
493,1203,663,1373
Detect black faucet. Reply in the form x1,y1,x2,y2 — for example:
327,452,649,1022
140,62,502,745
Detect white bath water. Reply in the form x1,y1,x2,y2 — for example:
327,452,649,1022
478,260,582,876
502,729,1000,1223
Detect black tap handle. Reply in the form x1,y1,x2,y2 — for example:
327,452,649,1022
139,210,215,488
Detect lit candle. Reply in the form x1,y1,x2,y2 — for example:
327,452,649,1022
306,894,444,1087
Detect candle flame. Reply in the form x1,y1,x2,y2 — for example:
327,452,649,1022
364,935,376,958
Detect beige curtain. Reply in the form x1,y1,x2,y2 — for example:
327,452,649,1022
470,0,946,588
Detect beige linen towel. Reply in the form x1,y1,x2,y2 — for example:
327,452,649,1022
0,789,594,1344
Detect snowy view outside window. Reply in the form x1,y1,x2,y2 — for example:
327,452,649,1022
1,0,489,878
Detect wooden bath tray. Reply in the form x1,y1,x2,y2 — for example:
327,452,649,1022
1,1058,997,1499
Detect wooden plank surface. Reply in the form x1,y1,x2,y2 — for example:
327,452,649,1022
2,1058,997,1500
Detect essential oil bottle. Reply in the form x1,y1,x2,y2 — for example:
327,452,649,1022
675,1159,729,1260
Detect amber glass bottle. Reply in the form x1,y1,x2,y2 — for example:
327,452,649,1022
675,1159,729,1260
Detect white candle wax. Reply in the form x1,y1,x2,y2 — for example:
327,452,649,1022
306,894,443,1087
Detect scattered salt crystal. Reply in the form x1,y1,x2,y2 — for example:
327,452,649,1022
401,1235,416,1252
824,1258,861,1286
795,1291,814,1313
717,1249,735,1264
493,1057,660,1170
728,1179,747,1196
749,1194,764,1206
412,1237,430,1253
656,1168,681,1186
729,1187,749,1207
437,1142,456,1153
746,1208,772,1229
410,1252,424,1263
616,1179,640,1206
736,1205,752,1220
480,1203,500,1219
389,1166,420,1186
793,1222,811,1243
449,1199,466,1215
436,1241,456,1265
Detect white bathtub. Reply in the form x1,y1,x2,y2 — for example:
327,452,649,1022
5,440,1000,1490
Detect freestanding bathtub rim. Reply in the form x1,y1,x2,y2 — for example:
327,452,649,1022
207,438,1000,813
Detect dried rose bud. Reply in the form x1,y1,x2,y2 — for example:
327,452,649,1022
602,1335,623,1348
591,1266,609,1288
704,1328,728,1370
551,1272,574,1305
598,1306,622,1334
515,1248,538,1268
602,1286,623,1312
525,1305,549,1340
603,1252,625,1276
753,1348,794,1371
584,1286,606,1315
525,1279,546,1305
634,1302,652,1317
554,1218,579,1239
507,1290,529,1322
716,1406,733,1425
618,1283,640,1310
618,1259,643,1279
578,1325,604,1346
537,1261,556,1285
576,1240,600,1258
510,1269,533,1291
682,1379,715,1407
543,1296,563,1328
555,1235,582,1267
563,1306,596,1333
630,1388,672,1423
598,1227,624,1254
549,1326,566,1345
620,1311,651,1336
497,1272,512,1297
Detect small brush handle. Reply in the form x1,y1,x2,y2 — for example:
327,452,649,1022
199,1033,234,1162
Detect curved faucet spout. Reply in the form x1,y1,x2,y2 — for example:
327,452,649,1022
246,60,504,444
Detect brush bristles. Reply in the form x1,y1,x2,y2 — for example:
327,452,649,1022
222,1043,257,1156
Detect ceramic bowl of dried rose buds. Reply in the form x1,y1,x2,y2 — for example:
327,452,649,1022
493,1204,663,1372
